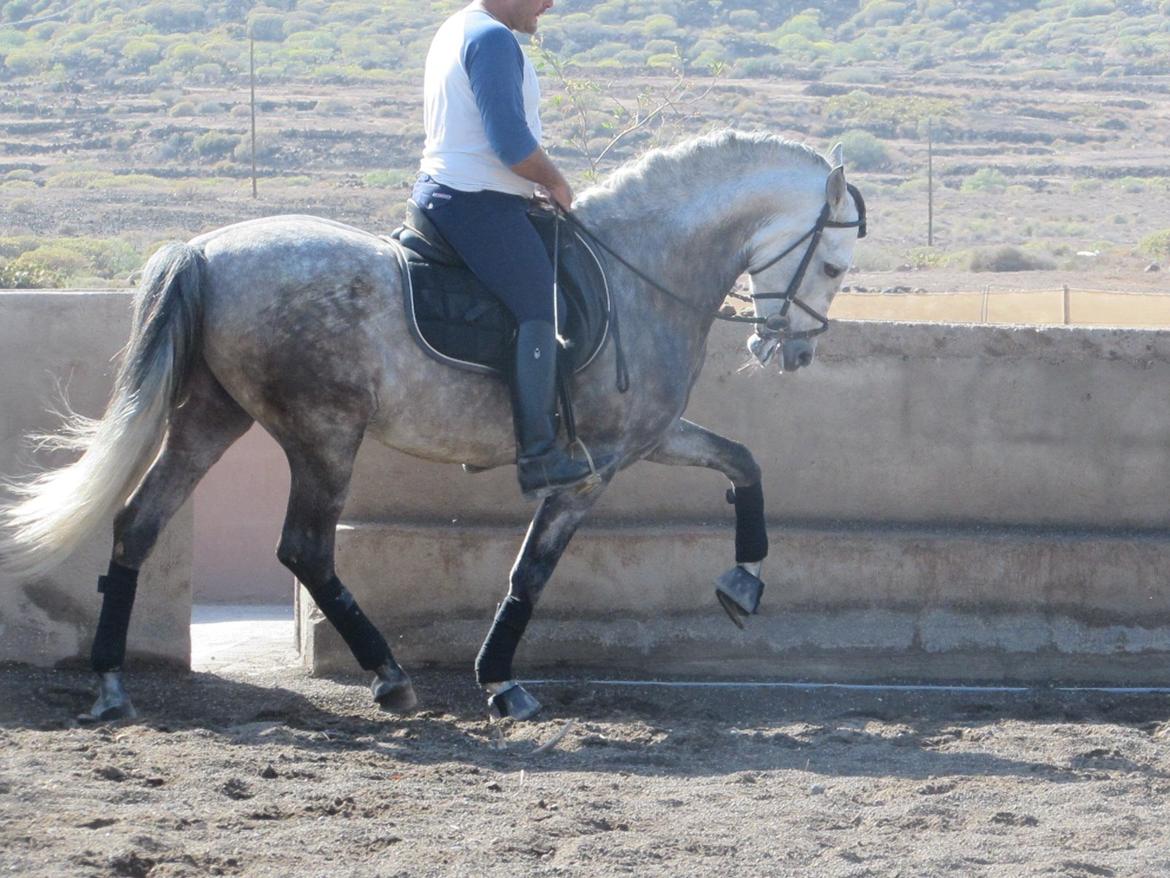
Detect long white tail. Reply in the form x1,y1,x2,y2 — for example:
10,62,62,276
0,243,205,578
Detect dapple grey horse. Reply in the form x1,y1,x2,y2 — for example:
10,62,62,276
0,130,863,721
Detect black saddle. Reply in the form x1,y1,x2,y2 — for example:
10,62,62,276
387,201,611,377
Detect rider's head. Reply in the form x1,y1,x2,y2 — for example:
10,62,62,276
482,0,554,35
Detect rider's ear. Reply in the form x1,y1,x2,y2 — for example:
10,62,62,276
825,165,848,209
829,142,845,167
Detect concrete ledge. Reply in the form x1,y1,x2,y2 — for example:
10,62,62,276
298,520,1170,684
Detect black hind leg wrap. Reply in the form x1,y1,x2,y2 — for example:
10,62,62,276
306,577,392,671
729,481,768,564
91,561,140,673
475,595,533,685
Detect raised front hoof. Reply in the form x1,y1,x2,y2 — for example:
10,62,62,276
486,682,542,721
78,672,137,724
371,664,418,713
716,565,765,630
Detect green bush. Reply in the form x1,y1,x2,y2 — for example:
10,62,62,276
824,90,957,136
193,132,241,158
4,45,50,75
363,169,413,188
121,39,163,72
728,10,761,28
0,258,63,290
1139,229,1170,260
248,13,286,42
141,3,207,33
969,246,1055,272
836,130,889,170
232,135,277,163
1067,0,1114,16
960,168,1009,192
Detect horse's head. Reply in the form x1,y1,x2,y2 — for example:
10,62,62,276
744,143,865,372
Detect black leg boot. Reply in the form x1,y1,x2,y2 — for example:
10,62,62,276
513,320,595,499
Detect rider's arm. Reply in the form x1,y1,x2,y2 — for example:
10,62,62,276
463,26,573,210
509,147,573,212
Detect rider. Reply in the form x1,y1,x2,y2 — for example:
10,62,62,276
414,0,594,499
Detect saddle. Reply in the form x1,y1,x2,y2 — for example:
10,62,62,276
387,202,611,377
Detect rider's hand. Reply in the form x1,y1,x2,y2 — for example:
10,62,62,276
541,181,573,213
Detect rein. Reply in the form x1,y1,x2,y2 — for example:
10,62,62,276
557,183,867,360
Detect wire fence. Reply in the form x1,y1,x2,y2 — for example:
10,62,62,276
833,286,1170,328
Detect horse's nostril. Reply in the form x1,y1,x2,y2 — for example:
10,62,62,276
798,350,813,368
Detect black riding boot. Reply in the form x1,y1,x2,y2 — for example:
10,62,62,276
513,320,594,499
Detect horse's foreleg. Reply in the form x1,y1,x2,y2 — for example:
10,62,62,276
85,365,254,722
475,485,606,720
645,418,767,628
275,427,416,713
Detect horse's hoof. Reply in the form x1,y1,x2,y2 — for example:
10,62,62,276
372,663,418,713
78,672,137,723
716,565,765,629
486,682,542,721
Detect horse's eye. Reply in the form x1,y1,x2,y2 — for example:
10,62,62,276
824,263,843,279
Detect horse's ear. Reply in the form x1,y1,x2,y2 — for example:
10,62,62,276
829,142,845,167
826,165,848,208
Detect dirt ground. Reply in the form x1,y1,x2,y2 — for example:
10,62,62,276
2,661,1169,878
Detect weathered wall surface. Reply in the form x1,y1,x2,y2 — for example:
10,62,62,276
4,291,1169,682
305,320,1170,684
340,321,1170,530
0,292,191,669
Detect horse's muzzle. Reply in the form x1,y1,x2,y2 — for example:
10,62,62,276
780,338,814,372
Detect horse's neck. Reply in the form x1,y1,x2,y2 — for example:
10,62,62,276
584,181,773,323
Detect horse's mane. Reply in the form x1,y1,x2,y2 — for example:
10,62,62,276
577,129,830,220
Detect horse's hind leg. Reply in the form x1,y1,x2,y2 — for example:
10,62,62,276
274,427,416,712
84,363,254,721
645,418,768,628
475,484,607,720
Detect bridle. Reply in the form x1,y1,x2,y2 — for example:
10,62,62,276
723,182,868,344
555,181,866,388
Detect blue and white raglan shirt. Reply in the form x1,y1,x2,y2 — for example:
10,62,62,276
419,2,542,197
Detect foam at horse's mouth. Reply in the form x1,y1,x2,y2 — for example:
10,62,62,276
748,333,777,367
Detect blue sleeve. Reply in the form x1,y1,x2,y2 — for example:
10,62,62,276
462,25,539,166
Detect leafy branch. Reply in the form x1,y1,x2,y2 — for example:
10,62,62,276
533,39,723,181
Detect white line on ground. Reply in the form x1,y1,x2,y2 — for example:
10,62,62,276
522,679,1170,695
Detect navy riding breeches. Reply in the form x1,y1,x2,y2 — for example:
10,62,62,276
411,175,559,326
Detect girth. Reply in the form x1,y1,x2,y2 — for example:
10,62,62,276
387,202,611,378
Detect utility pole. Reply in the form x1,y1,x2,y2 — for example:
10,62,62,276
927,118,934,247
250,38,257,199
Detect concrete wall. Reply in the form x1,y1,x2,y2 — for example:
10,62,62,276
192,425,290,604
4,289,1170,683
303,320,1170,684
0,292,191,669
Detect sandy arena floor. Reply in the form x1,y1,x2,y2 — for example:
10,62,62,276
1,608,1168,877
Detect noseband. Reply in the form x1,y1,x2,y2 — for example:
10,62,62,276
733,183,868,344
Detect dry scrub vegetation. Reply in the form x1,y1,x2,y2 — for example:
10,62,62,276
1,1,1169,321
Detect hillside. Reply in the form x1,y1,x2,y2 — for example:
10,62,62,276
2,1,1170,291
4,0,1170,82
